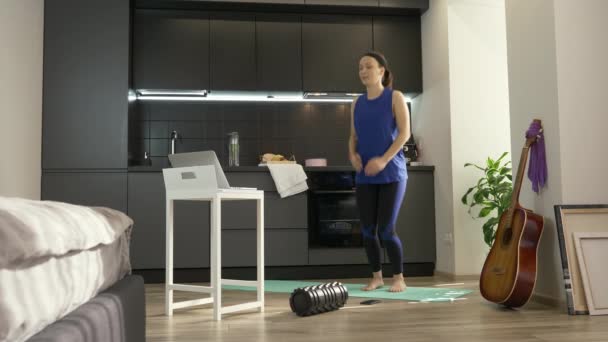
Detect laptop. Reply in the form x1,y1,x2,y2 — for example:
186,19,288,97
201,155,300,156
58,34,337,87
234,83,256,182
168,151,257,191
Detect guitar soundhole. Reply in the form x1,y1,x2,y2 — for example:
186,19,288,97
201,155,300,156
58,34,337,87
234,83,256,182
502,228,513,246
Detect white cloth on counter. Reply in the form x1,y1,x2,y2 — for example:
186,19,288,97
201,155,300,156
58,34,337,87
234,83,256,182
266,164,308,198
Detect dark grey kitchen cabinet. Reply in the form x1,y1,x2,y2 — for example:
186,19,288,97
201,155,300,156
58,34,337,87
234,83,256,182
308,247,381,265
256,14,303,91
128,173,210,269
133,10,210,91
42,0,128,170
302,15,372,92
305,0,378,6
221,192,307,229
373,15,422,93
128,171,308,269
222,229,308,267
210,13,257,91
203,0,305,3
396,170,435,263
380,0,428,10
128,173,164,269
41,172,127,213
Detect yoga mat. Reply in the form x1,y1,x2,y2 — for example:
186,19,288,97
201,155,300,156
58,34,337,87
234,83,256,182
223,280,472,302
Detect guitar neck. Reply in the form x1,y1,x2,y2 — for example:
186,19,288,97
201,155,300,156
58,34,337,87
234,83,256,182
510,145,531,210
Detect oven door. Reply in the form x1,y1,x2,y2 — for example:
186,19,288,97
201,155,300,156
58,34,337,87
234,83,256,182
309,190,362,248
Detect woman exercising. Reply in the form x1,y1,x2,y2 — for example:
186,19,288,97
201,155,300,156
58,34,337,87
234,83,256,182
349,51,410,292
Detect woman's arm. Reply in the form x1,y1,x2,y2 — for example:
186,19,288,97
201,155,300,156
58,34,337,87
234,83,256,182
349,97,362,172
364,91,411,176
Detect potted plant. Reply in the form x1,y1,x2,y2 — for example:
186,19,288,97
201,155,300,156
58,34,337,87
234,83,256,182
461,152,513,248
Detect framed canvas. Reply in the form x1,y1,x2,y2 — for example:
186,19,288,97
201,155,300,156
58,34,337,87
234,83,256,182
554,205,608,315
573,232,608,315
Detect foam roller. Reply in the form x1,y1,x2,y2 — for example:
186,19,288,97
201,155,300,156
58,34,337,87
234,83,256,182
289,282,349,316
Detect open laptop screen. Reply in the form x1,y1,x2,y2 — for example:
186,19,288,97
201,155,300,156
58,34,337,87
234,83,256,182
168,151,230,189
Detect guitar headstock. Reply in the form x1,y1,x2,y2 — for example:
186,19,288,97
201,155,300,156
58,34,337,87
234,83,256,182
525,119,543,148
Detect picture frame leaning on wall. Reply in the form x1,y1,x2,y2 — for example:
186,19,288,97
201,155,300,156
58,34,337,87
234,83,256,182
554,204,608,315
573,232,608,316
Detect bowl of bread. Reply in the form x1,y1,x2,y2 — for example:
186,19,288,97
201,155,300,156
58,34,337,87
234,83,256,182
259,153,297,166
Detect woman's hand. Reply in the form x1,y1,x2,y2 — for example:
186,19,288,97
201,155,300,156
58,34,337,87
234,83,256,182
364,157,388,176
350,153,363,173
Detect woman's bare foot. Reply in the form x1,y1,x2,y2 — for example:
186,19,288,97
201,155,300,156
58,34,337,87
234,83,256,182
362,271,384,291
389,273,407,292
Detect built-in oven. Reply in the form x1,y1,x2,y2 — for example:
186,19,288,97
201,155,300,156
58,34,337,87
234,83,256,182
308,171,362,248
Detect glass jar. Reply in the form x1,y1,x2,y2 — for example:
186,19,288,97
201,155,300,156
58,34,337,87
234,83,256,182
227,132,239,167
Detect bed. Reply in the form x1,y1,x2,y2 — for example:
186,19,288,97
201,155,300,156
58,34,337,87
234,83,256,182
0,196,145,342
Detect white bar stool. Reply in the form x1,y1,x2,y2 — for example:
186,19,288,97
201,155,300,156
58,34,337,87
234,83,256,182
162,165,264,321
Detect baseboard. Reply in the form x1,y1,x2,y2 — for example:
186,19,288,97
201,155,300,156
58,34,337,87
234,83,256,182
133,262,435,284
529,292,563,308
434,271,480,281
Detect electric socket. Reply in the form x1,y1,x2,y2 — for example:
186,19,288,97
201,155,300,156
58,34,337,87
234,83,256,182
443,232,453,245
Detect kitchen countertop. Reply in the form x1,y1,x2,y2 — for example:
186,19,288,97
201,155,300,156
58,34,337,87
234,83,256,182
128,164,435,172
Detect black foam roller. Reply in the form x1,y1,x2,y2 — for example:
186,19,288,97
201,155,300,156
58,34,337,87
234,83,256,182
289,282,348,316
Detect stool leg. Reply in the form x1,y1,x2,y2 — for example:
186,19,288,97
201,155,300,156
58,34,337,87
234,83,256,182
257,196,265,312
211,196,222,321
165,199,174,316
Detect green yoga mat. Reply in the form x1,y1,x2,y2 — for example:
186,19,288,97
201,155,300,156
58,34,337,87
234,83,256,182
223,280,472,302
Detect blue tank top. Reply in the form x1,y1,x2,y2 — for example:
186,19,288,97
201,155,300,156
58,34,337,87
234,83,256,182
354,87,407,184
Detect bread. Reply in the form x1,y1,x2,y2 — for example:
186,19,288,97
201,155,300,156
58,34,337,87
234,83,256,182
261,153,287,163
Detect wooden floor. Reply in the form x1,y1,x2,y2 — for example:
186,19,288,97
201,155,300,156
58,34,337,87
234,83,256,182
146,276,608,342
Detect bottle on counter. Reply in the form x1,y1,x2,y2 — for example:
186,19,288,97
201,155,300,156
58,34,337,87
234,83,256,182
227,132,240,167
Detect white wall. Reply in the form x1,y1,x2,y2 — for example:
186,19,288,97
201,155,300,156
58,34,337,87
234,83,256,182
0,0,44,199
505,0,564,302
448,0,512,275
505,0,608,303
414,0,511,275
553,0,608,204
412,0,455,274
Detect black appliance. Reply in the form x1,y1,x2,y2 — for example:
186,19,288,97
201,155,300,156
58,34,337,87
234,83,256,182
308,171,362,248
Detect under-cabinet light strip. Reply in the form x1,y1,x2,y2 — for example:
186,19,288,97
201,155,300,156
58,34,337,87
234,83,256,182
135,95,353,103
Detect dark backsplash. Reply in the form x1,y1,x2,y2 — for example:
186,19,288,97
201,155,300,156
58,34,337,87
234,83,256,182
129,101,351,168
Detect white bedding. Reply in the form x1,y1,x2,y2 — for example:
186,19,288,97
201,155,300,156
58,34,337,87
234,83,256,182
0,197,132,268
0,197,134,342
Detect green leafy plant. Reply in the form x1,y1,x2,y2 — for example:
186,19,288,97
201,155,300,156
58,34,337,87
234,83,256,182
461,152,513,248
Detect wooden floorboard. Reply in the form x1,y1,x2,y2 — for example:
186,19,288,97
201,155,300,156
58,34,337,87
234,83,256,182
145,276,608,342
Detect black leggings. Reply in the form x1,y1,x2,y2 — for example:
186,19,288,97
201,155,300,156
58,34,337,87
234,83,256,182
355,181,406,275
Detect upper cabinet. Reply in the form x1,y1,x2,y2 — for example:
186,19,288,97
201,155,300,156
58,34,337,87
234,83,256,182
373,15,422,94
302,15,372,92
187,0,305,3
130,5,423,95
135,0,428,13
43,0,129,169
133,10,210,90
379,0,427,9
305,0,378,6
210,13,257,91
256,14,302,91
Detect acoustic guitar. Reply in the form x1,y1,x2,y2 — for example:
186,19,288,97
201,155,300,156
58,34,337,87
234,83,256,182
479,120,545,308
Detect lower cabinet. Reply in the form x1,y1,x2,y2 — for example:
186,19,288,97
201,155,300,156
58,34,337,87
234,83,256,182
127,169,435,270
128,172,210,269
128,172,308,269
221,229,308,267
42,172,127,212
308,247,379,265
396,170,436,264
